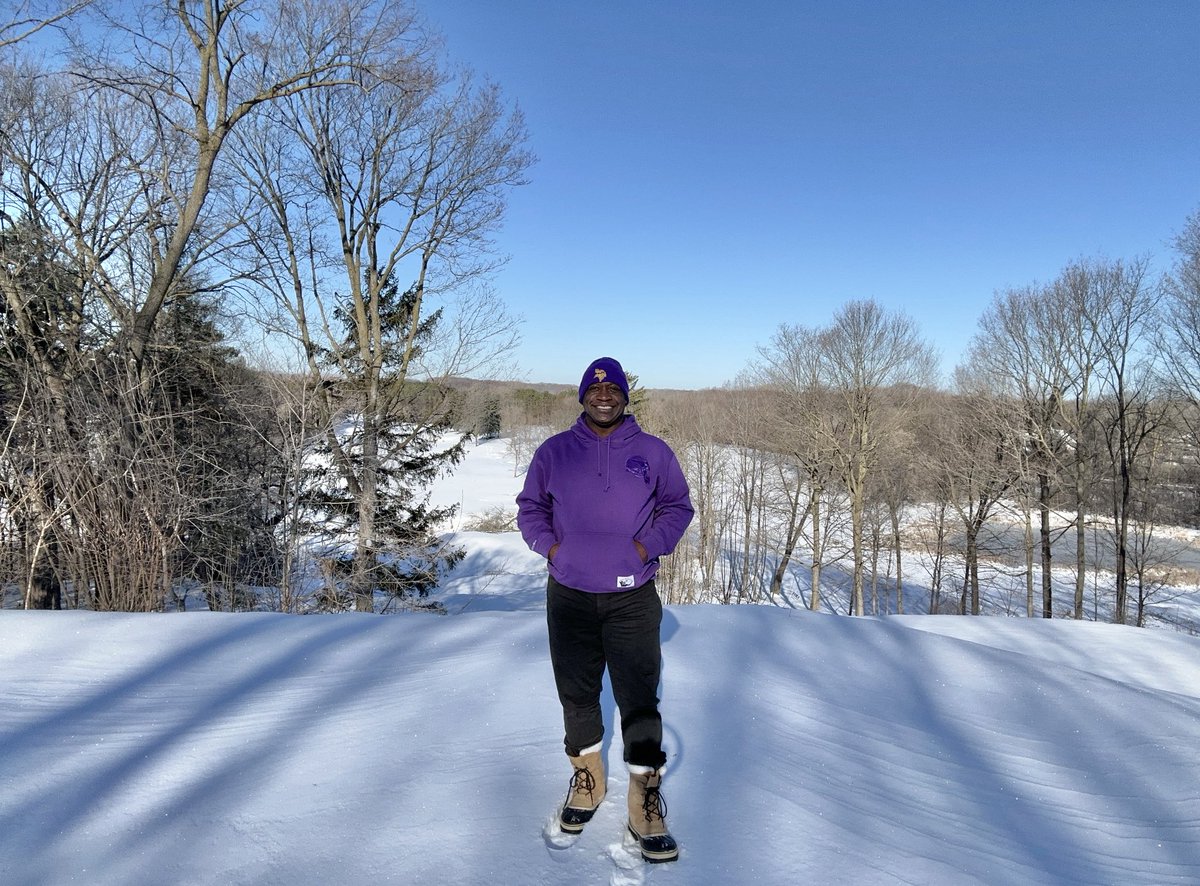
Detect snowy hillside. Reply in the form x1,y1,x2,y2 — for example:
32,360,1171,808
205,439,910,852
2,438,1200,885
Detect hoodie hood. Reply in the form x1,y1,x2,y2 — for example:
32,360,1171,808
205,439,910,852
571,413,640,491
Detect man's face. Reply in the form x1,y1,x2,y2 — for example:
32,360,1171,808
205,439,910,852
582,382,627,431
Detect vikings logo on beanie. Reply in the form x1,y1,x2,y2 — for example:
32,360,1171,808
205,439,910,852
578,356,630,403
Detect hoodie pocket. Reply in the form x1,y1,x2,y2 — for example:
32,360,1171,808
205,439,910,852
551,532,644,588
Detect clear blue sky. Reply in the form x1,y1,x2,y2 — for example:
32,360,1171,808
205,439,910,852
425,1,1200,390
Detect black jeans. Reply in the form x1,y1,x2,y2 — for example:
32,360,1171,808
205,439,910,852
546,576,666,770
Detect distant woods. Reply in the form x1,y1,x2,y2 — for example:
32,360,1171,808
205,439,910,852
644,249,1200,629
3,3,1199,625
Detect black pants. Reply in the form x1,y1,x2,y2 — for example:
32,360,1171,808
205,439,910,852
546,576,666,770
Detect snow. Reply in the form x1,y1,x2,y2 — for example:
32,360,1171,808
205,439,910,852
3,438,1200,885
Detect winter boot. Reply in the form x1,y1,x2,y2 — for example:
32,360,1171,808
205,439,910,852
626,766,678,863
558,744,606,833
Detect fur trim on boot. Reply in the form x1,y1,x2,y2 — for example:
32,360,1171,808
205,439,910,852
627,767,678,863
558,744,606,833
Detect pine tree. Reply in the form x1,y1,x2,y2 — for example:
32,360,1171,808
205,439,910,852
478,395,503,440
146,284,286,608
303,271,465,610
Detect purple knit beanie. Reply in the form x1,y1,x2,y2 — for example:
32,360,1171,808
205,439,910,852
578,357,630,403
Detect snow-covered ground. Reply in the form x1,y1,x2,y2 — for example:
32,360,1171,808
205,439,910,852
3,437,1200,885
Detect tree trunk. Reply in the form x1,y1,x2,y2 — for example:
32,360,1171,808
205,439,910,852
891,506,904,614
1113,445,1131,624
929,503,946,615
1039,471,1053,618
354,401,381,613
869,522,881,616
849,472,865,616
809,487,823,612
964,518,982,615
769,477,805,600
1024,502,1035,618
1074,460,1086,619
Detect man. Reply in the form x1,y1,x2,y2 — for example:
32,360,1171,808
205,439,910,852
516,357,694,863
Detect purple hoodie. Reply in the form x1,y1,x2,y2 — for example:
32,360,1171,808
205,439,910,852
516,414,694,593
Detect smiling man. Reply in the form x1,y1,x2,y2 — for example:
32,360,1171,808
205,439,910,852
516,356,694,863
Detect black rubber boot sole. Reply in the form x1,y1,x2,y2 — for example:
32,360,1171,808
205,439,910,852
558,804,599,834
627,823,679,863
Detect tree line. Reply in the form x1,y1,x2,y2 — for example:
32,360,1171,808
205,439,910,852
640,236,1200,628
3,3,1199,626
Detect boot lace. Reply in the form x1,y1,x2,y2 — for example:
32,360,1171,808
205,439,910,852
570,765,598,800
642,781,668,823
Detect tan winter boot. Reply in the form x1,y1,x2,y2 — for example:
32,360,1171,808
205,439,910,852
627,766,678,863
558,744,606,833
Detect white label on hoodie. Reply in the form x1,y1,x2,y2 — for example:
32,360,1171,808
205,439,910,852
617,574,636,588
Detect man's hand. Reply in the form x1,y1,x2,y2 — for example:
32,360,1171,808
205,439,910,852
548,543,560,562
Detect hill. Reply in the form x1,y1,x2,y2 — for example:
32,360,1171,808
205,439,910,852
3,531,1200,884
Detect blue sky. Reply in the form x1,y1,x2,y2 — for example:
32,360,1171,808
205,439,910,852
426,1,1200,390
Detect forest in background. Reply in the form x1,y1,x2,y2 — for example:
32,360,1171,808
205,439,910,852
4,1,1200,628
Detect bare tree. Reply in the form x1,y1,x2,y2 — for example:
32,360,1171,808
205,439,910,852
0,0,92,49
67,0,382,379
655,391,731,603
940,370,1024,614
1123,427,1188,627
751,323,840,611
725,385,769,603
811,301,936,616
234,14,531,610
1052,260,1107,619
756,424,814,605
968,284,1073,618
1161,207,1200,475
1085,257,1165,622
870,416,921,614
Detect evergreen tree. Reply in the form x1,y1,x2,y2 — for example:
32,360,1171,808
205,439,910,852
625,370,648,420
146,284,287,608
478,395,503,440
304,271,465,610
